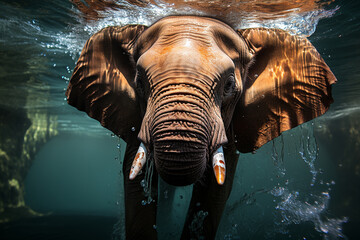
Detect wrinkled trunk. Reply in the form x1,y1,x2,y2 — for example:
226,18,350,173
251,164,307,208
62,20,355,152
138,78,228,186
152,80,212,184
152,117,209,185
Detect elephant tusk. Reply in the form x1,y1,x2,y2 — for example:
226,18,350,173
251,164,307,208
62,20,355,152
129,142,147,180
212,146,226,185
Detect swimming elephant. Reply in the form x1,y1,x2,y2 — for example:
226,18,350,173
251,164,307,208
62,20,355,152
66,16,336,239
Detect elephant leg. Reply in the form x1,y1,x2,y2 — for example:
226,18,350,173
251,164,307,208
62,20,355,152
181,143,239,240
123,141,158,240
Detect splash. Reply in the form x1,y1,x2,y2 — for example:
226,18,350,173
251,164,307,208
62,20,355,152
112,135,126,240
140,156,156,205
269,123,348,239
69,0,339,37
299,123,319,187
188,210,208,239
242,6,339,36
272,189,348,240
53,0,339,60
272,135,286,178
112,218,126,240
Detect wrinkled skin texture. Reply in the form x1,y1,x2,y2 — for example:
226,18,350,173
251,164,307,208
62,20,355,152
66,16,336,239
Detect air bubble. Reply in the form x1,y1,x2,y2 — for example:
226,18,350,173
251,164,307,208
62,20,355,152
270,186,285,197
322,192,330,198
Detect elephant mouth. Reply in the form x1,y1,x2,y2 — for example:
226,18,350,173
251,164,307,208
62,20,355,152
129,140,226,186
153,139,208,186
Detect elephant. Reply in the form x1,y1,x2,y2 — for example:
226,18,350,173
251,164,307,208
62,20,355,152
65,16,336,239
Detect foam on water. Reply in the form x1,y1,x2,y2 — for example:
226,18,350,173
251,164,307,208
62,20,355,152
241,6,339,36
51,0,339,59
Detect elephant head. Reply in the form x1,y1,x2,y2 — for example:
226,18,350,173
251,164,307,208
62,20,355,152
66,16,336,186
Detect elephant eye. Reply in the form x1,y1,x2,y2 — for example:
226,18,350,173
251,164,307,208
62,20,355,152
223,75,236,96
135,72,144,95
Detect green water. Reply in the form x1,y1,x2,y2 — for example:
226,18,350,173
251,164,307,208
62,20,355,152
0,0,359,239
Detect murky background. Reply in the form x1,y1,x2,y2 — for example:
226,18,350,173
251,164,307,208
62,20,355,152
0,0,359,239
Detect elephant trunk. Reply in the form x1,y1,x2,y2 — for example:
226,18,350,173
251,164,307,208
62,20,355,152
153,137,208,186
151,96,211,186
137,75,228,186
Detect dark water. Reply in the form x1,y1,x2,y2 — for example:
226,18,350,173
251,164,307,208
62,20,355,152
0,0,359,239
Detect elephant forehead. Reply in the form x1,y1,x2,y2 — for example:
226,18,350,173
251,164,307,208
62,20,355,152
139,43,233,78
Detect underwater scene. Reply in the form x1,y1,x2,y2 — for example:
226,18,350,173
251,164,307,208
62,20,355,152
0,0,359,239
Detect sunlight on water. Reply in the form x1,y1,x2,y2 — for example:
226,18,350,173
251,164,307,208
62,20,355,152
52,0,340,60
322,105,360,120
243,6,339,36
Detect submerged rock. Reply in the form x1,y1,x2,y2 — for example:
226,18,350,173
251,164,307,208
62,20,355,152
0,73,58,222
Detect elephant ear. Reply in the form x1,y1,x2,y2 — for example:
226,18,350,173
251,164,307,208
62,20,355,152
233,28,337,153
66,24,147,143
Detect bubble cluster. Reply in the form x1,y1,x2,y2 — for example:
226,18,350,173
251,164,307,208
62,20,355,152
140,157,155,205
